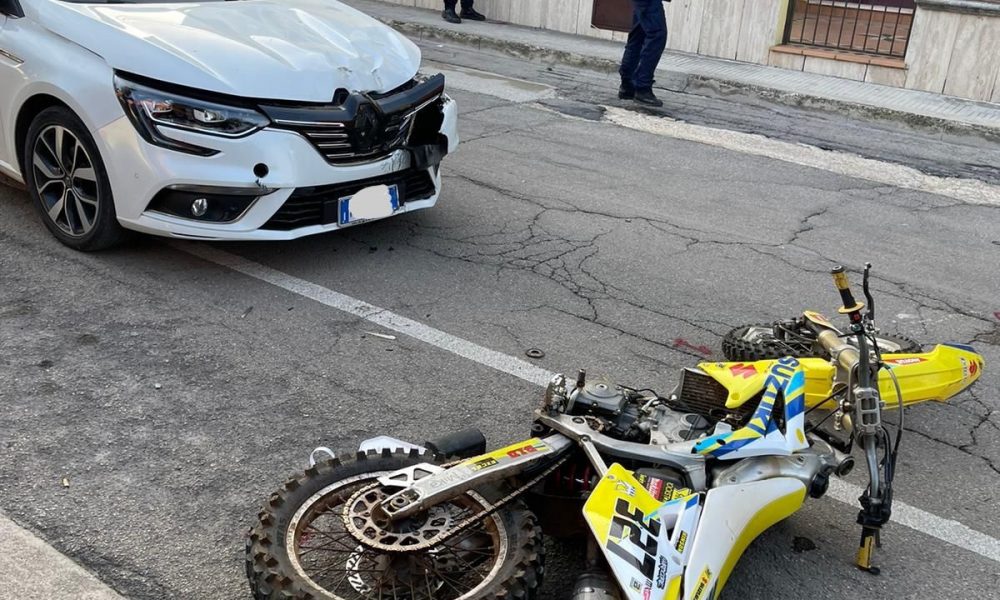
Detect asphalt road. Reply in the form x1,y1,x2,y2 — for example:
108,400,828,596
2,39,999,600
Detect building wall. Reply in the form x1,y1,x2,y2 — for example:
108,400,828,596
905,5,1000,102
382,0,789,61
378,0,1000,103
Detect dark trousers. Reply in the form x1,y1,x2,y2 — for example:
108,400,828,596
444,0,474,9
619,0,668,90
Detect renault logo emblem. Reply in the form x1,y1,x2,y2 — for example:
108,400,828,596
353,104,381,151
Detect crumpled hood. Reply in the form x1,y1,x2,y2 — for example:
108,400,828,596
35,0,421,102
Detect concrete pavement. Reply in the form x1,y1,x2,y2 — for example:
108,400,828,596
0,512,123,600
344,0,1000,136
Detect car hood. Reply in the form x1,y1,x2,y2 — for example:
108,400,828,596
36,0,421,102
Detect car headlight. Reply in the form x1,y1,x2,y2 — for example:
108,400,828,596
114,75,270,156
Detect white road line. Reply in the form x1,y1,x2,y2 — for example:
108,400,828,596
603,106,1000,207
178,243,1000,566
177,244,554,387
827,479,1000,563
0,512,124,600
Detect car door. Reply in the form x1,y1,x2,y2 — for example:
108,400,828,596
0,0,24,175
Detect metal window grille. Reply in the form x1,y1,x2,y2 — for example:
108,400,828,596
784,0,916,58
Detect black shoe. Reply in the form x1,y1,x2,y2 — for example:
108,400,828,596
442,8,461,23
634,88,663,107
618,83,635,100
460,8,487,21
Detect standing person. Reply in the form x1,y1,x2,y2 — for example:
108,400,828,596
618,0,668,107
442,0,486,24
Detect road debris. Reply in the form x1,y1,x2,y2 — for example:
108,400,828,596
365,331,397,341
240,307,254,319
525,348,545,359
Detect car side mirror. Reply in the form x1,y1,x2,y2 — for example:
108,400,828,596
0,0,24,18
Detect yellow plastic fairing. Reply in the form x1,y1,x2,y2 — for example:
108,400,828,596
879,343,984,405
698,343,983,411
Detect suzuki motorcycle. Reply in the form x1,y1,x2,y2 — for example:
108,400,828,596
246,265,984,600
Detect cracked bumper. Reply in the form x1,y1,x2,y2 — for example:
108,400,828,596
97,96,458,241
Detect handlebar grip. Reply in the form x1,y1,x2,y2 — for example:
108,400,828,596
831,266,864,315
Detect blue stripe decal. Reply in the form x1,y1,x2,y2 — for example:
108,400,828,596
944,343,976,353
787,370,805,393
695,435,726,453
712,438,755,457
786,395,805,419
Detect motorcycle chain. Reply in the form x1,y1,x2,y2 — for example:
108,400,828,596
342,455,570,553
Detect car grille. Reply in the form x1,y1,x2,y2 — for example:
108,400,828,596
259,74,446,166
262,168,436,231
273,111,414,164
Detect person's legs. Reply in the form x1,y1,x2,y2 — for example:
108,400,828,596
618,6,645,97
632,0,667,91
460,0,486,20
442,0,461,23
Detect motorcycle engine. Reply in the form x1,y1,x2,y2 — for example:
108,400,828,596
565,378,714,445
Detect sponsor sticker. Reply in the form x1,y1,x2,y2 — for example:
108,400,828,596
691,567,712,600
675,531,688,553
655,556,670,588
467,457,499,472
728,363,757,379
884,357,926,366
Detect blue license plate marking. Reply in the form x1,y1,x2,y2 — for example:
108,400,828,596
338,184,400,226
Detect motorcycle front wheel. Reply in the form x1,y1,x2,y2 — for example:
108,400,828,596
246,450,544,600
721,322,922,361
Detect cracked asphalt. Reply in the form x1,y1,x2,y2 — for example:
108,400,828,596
2,38,1000,600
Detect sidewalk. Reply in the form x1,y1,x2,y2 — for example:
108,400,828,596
344,0,1000,136
0,511,123,600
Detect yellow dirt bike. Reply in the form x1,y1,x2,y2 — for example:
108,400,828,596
245,265,983,600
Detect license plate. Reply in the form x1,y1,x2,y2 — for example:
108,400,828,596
338,184,400,226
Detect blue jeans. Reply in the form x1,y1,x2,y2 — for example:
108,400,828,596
619,0,668,91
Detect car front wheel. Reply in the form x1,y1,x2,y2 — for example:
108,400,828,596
23,106,126,251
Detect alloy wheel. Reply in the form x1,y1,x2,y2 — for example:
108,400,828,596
31,125,101,237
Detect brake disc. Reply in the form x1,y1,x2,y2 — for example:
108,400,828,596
342,456,568,552
342,484,464,552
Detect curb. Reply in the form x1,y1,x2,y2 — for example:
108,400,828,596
384,19,621,73
383,18,1000,140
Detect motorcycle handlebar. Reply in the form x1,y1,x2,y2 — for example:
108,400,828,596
831,266,864,317
816,329,860,374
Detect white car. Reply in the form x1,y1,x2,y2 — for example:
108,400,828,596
0,0,458,250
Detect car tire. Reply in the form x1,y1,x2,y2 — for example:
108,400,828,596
23,106,127,251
